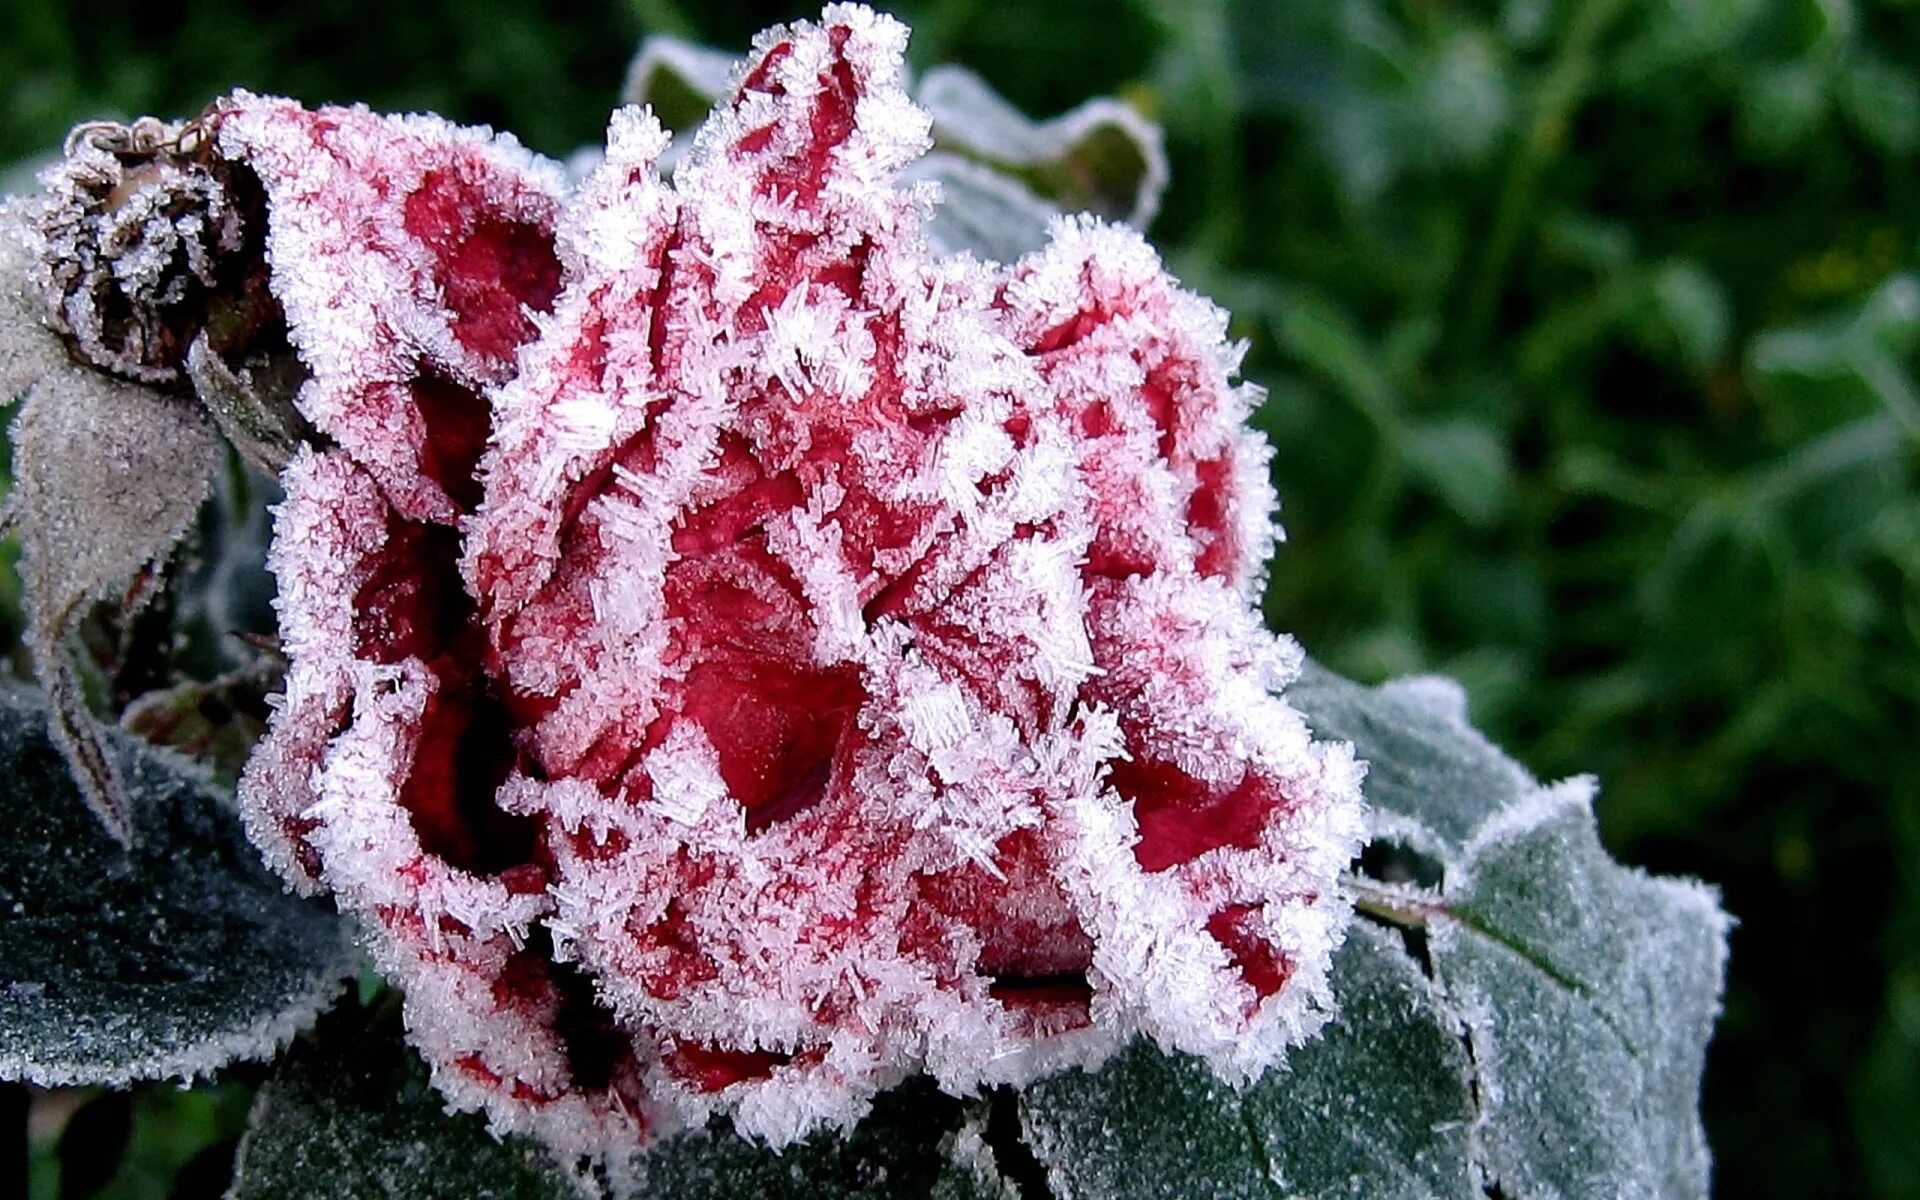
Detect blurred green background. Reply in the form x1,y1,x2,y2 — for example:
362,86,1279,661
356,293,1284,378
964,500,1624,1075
3,0,1916,1196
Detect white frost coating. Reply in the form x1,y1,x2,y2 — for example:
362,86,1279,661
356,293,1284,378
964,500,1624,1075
0,200,68,404
216,93,568,524
1453,775,1601,888
1379,674,1473,726
236,2,1364,1162
942,1114,1025,1200
1364,808,1457,866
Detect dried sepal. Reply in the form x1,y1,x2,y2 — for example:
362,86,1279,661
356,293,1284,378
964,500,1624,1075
1,202,70,403
3,170,237,843
4,112,300,838
7,366,220,842
184,331,305,476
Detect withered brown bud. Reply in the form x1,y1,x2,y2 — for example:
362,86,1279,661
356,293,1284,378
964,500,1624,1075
38,115,245,384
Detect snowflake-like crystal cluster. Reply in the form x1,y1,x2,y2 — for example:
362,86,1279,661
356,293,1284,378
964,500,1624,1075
232,4,1364,1157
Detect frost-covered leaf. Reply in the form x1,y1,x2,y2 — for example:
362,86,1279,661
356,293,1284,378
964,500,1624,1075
0,202,68,404
914,65,1166,228
1289,661,1532,849
1012,666,1729,1200
910,153,1058,262
619,33,741,135
0,689,355,1086
184,332,305,476
1434,781,1730,1199
6,365,222,841
231,1009,1009,1200
8,372,218,616
1242,925,1478,1200
1018,924,1479,1200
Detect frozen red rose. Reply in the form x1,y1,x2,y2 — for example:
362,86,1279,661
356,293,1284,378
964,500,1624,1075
235,3,1364,1157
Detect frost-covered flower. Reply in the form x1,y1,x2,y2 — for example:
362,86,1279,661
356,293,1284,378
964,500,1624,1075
233,4,1363,1158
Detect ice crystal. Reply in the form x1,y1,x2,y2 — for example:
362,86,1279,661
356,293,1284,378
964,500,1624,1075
232,3,1364,1159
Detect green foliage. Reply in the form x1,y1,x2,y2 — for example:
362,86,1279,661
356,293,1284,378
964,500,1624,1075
2,0,1911,1194
1017,927,1480,1200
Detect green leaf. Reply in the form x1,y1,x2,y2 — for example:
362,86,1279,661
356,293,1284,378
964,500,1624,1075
1270,288,1395,421
231,1008,1013,1200
1417,34,1511,166
1837,54,1920,156
1736,63,1827,157
1288,663,1533,849
911,153,1060,263
619,34,737,137
184,332,306,477
1750,275,1920,439
1639,259,1730,375
0,689,355,1086
914,65,1167,228
634,1084,1007,1200
1434,782,1729,1199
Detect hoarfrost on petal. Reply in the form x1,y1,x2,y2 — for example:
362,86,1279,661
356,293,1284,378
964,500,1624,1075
237,2,1363,1161
216,93,567,524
